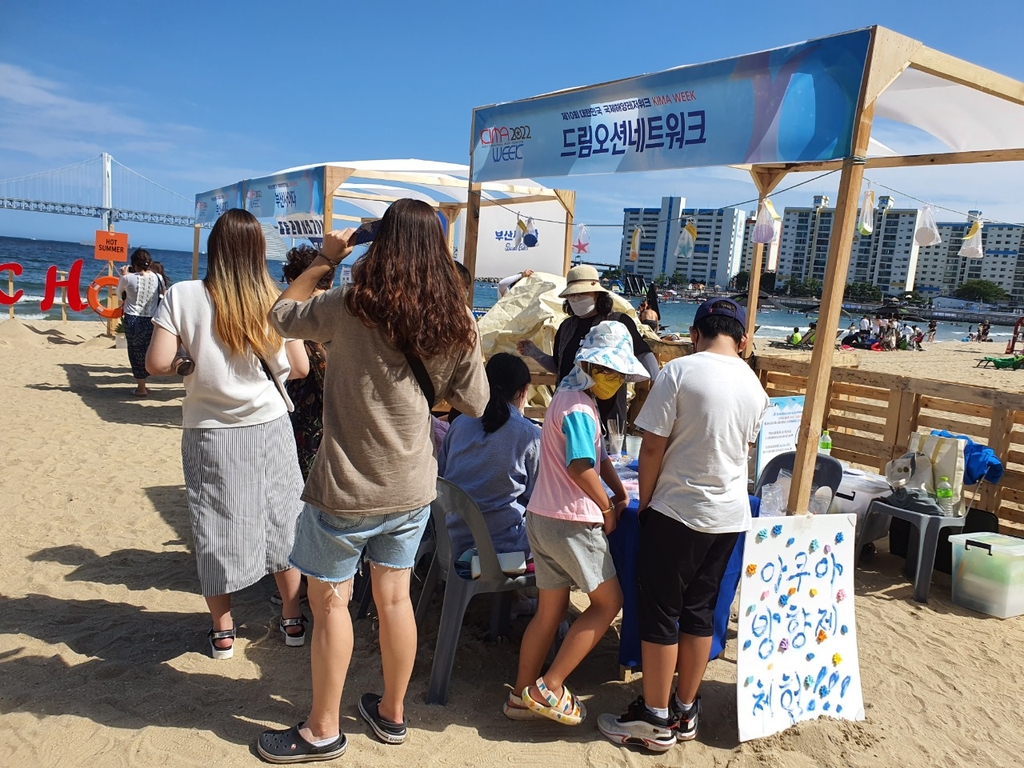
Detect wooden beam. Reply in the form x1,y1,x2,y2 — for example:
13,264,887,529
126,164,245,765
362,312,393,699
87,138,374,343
463,182,482,305
555,189,576,275
910,46,1024,108
861,26,922,107
751,147,1024,176
438,204,460,253
323,166,353,236
191,224,201,280
480,194,556,208
787,75,875,515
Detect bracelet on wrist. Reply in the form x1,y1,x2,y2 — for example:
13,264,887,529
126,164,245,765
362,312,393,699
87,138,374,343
317,253,340,267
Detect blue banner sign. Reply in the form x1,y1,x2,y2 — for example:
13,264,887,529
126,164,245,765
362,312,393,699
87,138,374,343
194,183,244,225
470,30,870,183
244,167,325,220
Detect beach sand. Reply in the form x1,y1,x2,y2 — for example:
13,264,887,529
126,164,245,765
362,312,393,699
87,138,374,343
3,319,1024,767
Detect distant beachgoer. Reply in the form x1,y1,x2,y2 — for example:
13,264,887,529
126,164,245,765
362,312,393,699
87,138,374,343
281,245,334,481
788,327,802,346
259,198,488,761
150,260,170,294
638,300,660,332
803,322,817,347
927,320,937,343
454,260,473,302
517,265,660,432
439,352,540,559
117,248,163,397
860,315,871,333
497,269,535,297
146,208,309,660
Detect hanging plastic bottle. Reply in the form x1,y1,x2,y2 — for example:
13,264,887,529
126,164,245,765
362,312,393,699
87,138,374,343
818,429,832,455
572,223,591,255
935,476,954,515
629,225,643,261
857,188,875,236
522,217,539,247
958,220,984,259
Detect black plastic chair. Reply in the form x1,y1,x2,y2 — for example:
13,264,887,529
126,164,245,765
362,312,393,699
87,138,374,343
415,478,534,705
753,450,845,498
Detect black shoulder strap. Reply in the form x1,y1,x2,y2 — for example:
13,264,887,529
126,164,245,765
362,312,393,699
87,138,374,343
405,352,435,409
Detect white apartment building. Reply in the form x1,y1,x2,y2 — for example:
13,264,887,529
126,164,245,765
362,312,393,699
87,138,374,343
619,196,745,286
776,196,920,295
914,213,1024,300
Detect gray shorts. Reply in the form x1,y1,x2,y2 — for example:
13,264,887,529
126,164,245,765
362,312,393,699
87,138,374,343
526,511,617,593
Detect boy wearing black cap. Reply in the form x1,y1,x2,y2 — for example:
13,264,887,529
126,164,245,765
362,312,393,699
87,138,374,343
598,298,768,753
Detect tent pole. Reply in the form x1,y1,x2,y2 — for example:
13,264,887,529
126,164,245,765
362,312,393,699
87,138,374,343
191,224,200,280
787,107,875,515
555,189,576,275
743,168,788,357
463,182,482,307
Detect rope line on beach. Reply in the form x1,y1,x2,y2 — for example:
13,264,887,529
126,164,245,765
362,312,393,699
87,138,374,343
861,176,1018,227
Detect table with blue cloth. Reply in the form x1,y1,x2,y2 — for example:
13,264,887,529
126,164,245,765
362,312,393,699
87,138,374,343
607,463,759,672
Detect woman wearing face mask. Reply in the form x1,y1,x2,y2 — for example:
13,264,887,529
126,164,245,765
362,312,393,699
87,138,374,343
517,265,660,431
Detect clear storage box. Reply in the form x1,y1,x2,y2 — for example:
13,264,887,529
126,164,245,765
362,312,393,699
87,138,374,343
949,532,1024,619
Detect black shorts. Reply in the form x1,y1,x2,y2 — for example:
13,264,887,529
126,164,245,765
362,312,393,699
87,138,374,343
637,508,739,643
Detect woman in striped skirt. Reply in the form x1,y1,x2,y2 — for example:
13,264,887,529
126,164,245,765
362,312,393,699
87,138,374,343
146,208,310,659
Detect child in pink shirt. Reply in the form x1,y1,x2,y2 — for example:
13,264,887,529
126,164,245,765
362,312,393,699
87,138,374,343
506,321,650,724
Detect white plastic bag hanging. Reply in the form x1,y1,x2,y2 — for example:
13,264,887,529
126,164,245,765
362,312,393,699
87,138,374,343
513,217,527,248
522,217,539,247
959,219,984,259
572,223,590,255
752,199,780,244
915,203,943,247
674,218,697,259
857,189,875,236
629,225,643,261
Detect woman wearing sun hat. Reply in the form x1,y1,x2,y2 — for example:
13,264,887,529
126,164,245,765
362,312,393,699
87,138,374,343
506,320,648,724
517,265,659,432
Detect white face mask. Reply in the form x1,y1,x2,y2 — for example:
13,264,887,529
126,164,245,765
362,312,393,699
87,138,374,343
568,296,596,317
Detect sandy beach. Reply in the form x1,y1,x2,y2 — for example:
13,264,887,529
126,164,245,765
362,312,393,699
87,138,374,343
2,318,1024,768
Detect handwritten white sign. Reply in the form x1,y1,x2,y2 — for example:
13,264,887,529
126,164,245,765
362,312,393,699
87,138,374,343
736,513,864,742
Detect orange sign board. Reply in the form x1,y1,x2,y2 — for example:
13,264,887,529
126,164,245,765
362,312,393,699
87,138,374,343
94,230,129,262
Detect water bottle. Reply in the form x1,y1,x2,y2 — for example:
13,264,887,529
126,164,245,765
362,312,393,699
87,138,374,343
935,476,954,515
818,430,832,455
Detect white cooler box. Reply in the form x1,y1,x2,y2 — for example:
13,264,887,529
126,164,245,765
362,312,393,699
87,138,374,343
949,532,1024,619
832,469,892,548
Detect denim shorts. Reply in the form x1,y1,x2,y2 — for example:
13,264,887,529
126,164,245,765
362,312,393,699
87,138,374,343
289,502,430,583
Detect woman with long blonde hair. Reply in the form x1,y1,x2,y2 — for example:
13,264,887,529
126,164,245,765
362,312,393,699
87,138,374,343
147,208,310,659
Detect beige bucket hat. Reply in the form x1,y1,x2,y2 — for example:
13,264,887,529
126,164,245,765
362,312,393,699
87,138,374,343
558,265,609,298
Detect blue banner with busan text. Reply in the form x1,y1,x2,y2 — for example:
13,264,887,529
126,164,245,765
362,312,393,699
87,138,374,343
194,183,244,225
470,30,870,183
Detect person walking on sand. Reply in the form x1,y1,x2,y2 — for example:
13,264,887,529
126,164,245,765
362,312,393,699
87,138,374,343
117,248,164,397
599,299,768,753
146,209,310,660
257,199,488,764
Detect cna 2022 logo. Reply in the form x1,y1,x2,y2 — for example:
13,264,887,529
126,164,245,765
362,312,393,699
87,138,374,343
479,125,531,162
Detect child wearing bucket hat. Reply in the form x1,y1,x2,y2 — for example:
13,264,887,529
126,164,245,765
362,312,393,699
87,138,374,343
506,321,649,725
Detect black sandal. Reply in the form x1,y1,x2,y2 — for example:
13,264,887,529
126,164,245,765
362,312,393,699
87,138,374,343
257,724,347,764
208,626,235,660
280,616,308,647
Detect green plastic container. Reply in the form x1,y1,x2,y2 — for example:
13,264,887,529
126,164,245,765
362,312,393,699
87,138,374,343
949,532,1024,619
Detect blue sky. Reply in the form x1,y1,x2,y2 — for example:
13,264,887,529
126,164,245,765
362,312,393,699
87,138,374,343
1,0,1022,262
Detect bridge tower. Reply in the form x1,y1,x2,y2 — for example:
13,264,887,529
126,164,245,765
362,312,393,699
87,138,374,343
101,152,113,231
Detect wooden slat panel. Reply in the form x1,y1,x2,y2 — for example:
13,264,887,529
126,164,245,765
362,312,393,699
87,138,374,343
830,382,890,401
830,431,890,458
1005,449,1024,467
830,446,885,472
765,389,804,399
828,397,888,419
829,414,887,436
919,396,992,419
998,480,1024,499
916,414,989,439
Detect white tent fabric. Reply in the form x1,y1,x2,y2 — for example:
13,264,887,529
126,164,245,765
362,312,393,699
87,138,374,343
875,68,1024,152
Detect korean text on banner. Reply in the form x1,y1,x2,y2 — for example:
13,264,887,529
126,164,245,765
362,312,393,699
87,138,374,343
736,514,864,742
244,167,325,222
194,183,244,226
94,231,128,262
470,30,870,182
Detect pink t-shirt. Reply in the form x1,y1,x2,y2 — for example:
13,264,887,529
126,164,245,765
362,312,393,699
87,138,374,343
528,390,604,524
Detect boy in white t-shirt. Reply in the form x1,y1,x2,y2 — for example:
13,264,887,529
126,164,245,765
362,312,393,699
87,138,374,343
599,298,769,753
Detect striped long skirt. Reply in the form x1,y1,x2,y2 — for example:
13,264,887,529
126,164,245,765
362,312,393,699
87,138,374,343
182,414,303,597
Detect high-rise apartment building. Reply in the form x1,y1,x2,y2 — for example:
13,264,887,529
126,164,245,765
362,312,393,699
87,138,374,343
619,196,745,286
914,212,1024,299
775,196,920,295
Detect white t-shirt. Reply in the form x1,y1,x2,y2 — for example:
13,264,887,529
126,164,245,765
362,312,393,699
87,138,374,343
117,271,163,317
636,351,769,534
152,280,292,429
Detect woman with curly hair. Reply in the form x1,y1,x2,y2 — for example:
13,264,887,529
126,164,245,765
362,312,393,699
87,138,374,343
258,199,488,763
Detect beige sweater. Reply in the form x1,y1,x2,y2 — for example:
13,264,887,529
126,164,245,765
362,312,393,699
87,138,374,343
270,289,488,516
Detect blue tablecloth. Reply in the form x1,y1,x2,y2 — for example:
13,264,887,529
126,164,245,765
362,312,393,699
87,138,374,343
608,495,760,670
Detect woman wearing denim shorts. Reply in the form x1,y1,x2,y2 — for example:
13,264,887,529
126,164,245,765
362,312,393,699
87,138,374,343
257,199,488,764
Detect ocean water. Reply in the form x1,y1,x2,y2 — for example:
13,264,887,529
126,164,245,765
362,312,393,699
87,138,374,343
0,235,1002,344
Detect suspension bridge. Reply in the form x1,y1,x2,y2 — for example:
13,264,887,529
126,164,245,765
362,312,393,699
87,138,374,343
0,153,195,228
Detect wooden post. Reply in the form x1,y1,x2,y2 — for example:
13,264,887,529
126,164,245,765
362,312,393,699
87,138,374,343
323,166,354,239
59,271,68,324
7,271,13,319
743,169,787,358
463,182,482,306
983,407,1015,512
786,107,874,514
191,224,201,280
439,204,460,253
555,189,576,275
